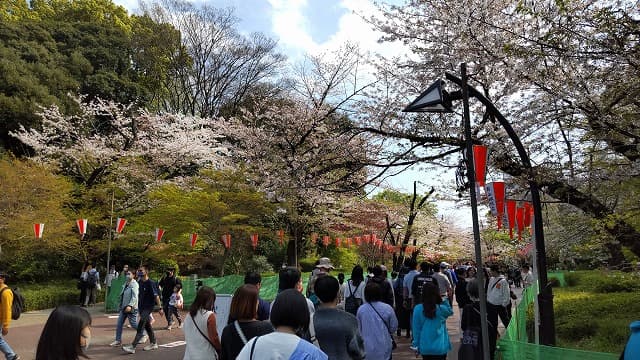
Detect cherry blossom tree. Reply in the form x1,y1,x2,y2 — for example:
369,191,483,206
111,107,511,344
11,96,230,191
357,0,640,262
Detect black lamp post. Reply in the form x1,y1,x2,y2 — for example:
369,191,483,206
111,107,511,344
403,63,555,351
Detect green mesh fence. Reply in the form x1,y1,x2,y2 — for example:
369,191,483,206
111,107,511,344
497,274,617,360
106,273,311,312
547,271,566,287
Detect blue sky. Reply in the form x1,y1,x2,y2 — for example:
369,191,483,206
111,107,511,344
112,0,473,227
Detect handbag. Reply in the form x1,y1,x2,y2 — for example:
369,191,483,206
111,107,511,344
369,303,397,350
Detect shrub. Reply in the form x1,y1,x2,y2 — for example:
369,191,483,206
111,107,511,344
17,280,105,312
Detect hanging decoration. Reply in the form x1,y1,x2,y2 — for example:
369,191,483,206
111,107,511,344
505,200,517,239
473,144,489,189
363,235,371,244
310,233,318,245
335,237,341,248
485,182,506,229
524,202,533,229
322,235,330,247
190,233,198,247
345,238,352,248
354,236,362,246
76,219,88,238
277,229,285,245
115,218,127,234
155,228,165,243
33,223,45,239
251,234,259,249
222,234,231,249
516,206,525,240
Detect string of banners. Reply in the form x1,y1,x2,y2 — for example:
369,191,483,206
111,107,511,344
473,144,535,240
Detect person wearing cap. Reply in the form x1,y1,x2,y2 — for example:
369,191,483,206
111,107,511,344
432,263,453,301
158,267,182,329
0,273,20,360
307,258,334,309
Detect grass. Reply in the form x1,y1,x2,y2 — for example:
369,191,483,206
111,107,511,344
552,270,639,354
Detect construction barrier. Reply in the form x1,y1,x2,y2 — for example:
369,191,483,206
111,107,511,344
497,274,617,360
106,273,311,312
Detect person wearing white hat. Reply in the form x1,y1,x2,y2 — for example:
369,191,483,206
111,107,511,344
432,263,453,301
308,258,334,309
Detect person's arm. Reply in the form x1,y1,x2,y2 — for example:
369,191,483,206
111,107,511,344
152,282,164,315
0,289,12,335
207,312,222,354
440,299,454,318
388,306,398,333
347,319,366,360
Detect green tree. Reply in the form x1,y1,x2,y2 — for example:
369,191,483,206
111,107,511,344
0,156,81,280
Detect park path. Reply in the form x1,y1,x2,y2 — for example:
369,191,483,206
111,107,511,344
6,292,514,360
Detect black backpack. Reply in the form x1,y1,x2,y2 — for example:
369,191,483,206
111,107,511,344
412,272,437,301
0,287,25,320
344,281,363,315
87,272,97,288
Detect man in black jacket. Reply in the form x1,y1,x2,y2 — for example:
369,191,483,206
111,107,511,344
158,267,181,328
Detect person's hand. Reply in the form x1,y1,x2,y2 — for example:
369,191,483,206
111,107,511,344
2,327,8,336
158,308,164,315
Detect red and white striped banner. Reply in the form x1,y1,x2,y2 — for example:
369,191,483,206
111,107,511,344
33,223,45,239
115,218,127,234
76,219,88,237
222,234,231,249
190,233,198,247
155,228,165,243
251,234,258,249
485,182,506,230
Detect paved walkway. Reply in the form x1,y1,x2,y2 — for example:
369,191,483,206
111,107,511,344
7,291,516,359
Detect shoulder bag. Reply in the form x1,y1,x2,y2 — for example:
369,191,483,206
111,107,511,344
368,303,397,350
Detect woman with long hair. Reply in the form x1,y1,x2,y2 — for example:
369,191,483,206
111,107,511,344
183,286,221,360
342,265,365,315
36,305,92,360
412,282,453,360
220,285,274,360
236,289,327,360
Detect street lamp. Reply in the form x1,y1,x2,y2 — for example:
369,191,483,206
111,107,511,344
403,63,555,354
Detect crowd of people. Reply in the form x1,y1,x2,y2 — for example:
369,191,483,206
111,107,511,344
25,258,573,360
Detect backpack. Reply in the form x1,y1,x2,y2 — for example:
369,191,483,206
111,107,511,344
0,287,25,320
344,281,363,315
87,271,97,288
412,272,437,301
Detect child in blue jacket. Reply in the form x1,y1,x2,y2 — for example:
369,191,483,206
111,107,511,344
412,282,453,359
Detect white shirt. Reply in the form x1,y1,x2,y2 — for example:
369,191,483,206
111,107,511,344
487,275,511,306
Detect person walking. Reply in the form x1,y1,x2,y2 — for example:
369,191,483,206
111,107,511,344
432,263,453,302
244,272,271,321
159,267,182,329
110,269,141,347
220,285,274,360
357,282,398,360
411,282,453,360
167,284,183,330
520,265,533,289
487,265,511,330
122,266,163,354
312,276,365,360
342,265,365,316
368,266,394,307
460,279,496,360
83,265,100,307
237,289,327,360
78,264,89,307
0,273,19,360
183,286,221,360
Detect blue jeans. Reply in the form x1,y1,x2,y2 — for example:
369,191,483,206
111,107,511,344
115,307,139,342
0,333,16,360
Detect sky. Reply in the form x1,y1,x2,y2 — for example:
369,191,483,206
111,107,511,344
112,0,475,228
